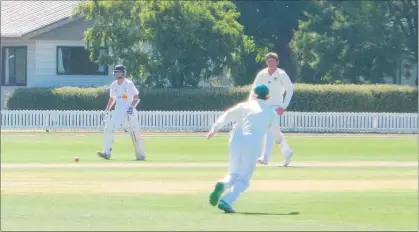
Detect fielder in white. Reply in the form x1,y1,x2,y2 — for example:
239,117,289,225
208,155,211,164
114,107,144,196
207,84,283,213
250,52,294,166
97,65,147,160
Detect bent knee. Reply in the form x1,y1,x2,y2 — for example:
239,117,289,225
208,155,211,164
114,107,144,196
236,177,250,188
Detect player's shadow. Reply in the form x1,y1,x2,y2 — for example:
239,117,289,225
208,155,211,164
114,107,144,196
237,211,299,216
275,166,305,169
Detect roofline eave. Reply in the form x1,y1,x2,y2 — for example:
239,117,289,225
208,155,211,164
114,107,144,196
21,15,84,40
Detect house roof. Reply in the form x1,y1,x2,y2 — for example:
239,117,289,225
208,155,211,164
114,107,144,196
1,1,83,38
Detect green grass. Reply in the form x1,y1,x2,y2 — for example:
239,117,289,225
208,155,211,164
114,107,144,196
1,133,417,163
2,167,417,181
1,133,418,231
1,192,417,231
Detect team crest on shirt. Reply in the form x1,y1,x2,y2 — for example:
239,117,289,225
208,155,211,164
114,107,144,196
274,77,278,81
121,88,128,100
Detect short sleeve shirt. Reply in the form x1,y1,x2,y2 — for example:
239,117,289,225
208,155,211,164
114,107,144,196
109,78,139,112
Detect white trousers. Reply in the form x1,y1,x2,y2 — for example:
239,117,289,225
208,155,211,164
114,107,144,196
259,112,292,162
102,110,146,159
219,132,262,206
259,129,291,162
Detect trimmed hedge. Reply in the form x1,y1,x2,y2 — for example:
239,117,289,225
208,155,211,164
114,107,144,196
6,84,418,112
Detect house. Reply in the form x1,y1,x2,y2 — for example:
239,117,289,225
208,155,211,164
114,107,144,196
0,1,114,109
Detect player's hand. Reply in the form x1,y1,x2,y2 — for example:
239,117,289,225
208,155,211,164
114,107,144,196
207,129,216,139
127,106,134,115
276,107,286,116
103,110,110,122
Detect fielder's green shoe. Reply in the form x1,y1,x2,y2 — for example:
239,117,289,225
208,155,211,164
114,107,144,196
218,200,236,214
209,182,224,206
97,151,110,160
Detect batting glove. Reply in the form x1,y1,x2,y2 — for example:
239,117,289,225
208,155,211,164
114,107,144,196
127,106,134,115
103,110,110,120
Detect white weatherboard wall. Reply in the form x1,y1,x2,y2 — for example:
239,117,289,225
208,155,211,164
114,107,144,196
33,40,114,87
1,110,417,133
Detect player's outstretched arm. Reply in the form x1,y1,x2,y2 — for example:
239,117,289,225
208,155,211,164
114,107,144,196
207,103,245,139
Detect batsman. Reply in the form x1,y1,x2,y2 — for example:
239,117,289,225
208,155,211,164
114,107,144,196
207,84,284,213
97,65,147,161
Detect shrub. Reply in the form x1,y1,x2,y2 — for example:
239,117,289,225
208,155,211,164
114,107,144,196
6,84,418,112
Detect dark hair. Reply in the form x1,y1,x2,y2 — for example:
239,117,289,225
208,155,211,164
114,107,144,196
265,52,279,61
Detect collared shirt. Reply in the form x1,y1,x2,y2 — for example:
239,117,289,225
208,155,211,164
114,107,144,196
109,78,139,112
249,68,294,109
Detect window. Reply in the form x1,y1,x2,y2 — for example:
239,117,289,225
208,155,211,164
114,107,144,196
56,46,108,75
1,46,27,86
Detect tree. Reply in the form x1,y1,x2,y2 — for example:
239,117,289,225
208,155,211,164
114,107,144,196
232,0,309,85
73,0,150,83
290,0,418,84
74,0,254,88
385,0,418,82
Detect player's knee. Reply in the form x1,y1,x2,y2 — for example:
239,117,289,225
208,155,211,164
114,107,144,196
104,126,114,133
127,121,140,130
104,123,115,133
230,173,239,182
236,177,250,189
127,126,141,134
275,136,283,144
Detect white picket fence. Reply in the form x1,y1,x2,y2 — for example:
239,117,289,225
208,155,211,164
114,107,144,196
0,110,418,133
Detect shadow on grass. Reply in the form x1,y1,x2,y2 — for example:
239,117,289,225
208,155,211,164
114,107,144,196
275,166,306,169
237,211,300,216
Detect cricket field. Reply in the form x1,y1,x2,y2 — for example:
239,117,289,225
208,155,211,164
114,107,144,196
1,132,418,231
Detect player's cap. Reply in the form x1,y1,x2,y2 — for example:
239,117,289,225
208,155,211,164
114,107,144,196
253,84,269,100
113,65,125,73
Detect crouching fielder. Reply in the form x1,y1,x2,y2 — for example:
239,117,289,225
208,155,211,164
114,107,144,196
97,65,147,161
207,84,283,213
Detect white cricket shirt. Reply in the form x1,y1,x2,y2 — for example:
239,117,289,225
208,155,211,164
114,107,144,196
211,99,282,140
109,78,139,113
249,68,294,109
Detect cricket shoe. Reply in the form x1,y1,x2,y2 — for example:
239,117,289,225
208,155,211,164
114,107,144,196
97,151,111,160
257,158,268,165
209,182,225,206
136,156,146,161
282,149,294,167
217,200,236,214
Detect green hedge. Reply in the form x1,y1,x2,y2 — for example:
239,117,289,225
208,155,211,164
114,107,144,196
6,84,418,112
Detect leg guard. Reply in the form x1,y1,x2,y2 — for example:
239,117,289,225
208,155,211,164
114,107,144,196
126,114,147,159
103,116,116,155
